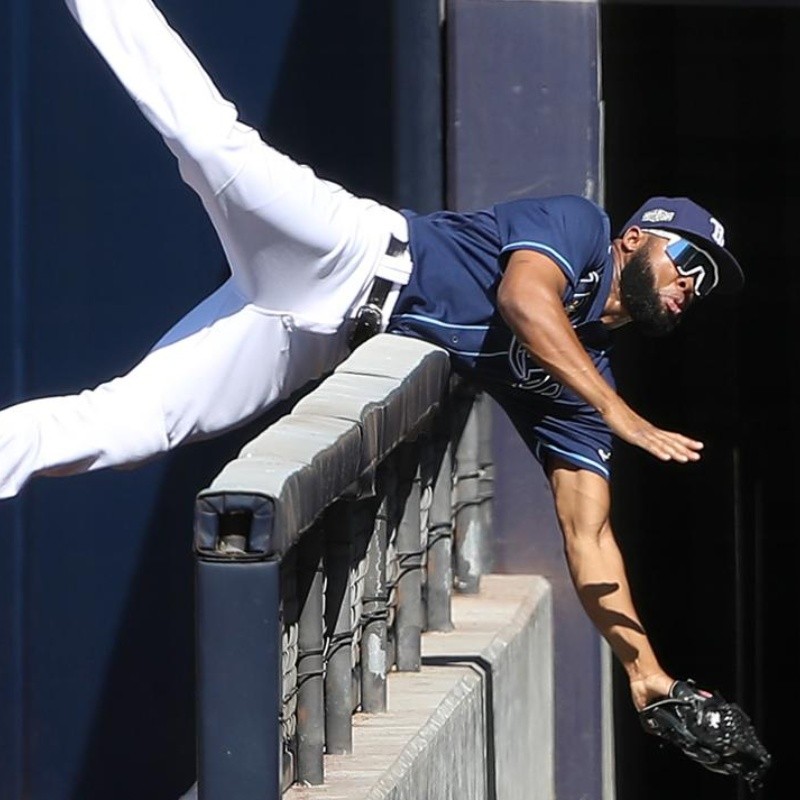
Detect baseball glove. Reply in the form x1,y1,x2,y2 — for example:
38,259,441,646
639,679,771,791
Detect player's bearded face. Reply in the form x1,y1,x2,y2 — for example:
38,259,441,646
619,245,679,337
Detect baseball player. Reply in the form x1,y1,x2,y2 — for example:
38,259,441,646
0,0,769,784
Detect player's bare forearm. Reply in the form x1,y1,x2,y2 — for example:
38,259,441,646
498,252,618,409
546,461,673,708
498,251,703,463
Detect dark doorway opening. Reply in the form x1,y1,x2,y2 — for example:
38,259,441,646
601,2,799,798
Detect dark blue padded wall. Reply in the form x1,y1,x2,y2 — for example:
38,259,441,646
445,1,605,798
0,1,407,798
1,1,25,797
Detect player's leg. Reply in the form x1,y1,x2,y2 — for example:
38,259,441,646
147,280,352,447
0,280,350,501
63,0,411,330
2,1,406,499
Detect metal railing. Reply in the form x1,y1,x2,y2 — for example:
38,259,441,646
192,334,494,800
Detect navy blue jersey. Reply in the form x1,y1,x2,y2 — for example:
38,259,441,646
387,194,616,479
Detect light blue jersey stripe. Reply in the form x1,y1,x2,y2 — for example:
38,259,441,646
393,314,506,357
448,349,507,358
538,442,610,479
501,241,575,278
393,313,490,331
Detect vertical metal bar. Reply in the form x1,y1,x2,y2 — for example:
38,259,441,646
418,433,432,633
347,500,371,715
296,527,325,785
752,474,766,761
195,559,281,800
426,431,455,632
384,458,400,672
395,442,424,671
280,551,299,792
454,395,484,593
324,503,353,754
732,446,746,712
360,487,390,712
733,448,746,800
476,391,495,570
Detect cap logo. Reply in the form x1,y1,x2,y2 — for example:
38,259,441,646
642,209,675,224
710,217,726,247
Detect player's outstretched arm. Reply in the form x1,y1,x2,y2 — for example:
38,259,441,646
545,459,673,710
549,461,773,788
497,250,704,464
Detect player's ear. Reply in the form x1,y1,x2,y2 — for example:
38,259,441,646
619,225,647,254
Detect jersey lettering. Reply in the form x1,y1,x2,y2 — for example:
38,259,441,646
565,270,601,321
508,337,563,397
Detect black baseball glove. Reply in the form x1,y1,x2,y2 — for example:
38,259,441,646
639,679,771,791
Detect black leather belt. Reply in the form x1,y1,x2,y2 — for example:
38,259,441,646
348,234,408,350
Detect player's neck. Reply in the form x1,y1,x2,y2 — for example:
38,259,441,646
601,245,631,329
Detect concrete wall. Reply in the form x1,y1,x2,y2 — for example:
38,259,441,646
285,575,554,800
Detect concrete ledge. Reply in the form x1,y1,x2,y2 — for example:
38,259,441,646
287,574,554,800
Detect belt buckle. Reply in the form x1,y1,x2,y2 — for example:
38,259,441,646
348,303,383,350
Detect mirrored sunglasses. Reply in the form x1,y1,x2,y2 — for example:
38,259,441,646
646,228,720,298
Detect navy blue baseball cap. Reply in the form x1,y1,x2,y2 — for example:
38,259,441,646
620,196,744,295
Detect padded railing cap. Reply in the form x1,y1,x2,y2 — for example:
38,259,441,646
195,416,363,559
194,334,453,559
335,332,450,379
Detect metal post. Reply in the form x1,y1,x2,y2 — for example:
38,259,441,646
296,526,325,784
349,500,375,715
384,458,400,671
280,550,299,792
360,479,391,712
395,442,424,671
426,430,455,631
324,502,354,754
454,393,484,593
476,391,495,568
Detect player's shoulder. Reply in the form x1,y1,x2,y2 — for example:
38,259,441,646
495,193,607,223
542,193,607,221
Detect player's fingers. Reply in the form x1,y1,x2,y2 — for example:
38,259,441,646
648,430,703,462
608,409,704,463
672,432,704,451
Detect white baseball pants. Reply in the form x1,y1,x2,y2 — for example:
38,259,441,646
0,0,411,500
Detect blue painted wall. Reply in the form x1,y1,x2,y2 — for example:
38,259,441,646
0,1,408,798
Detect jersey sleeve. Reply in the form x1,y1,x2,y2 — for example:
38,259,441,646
493,195,611,288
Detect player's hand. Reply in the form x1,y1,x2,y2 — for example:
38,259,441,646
603,402,703,463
